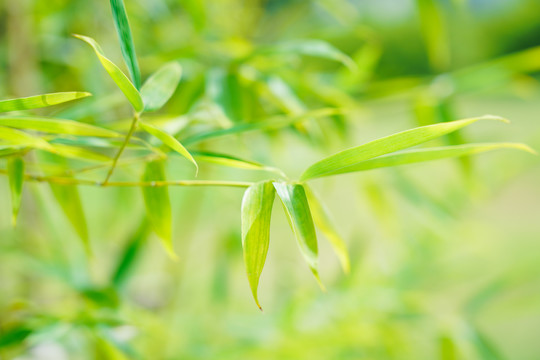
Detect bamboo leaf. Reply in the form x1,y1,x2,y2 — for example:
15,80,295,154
193,151,286,177
314,143,535,177
0,92,92,113
141,62,182,112
275,40,357,71
73,34,143,112
50,183,91,254
109,0,141,89
139,121,198,173
241,181,276,309
0,116,122,137
0,125,52,150
301,115,507,181
47,144,112,163
304,185,350,273
273,182,323,288
141,161,176,258
7,157,25,226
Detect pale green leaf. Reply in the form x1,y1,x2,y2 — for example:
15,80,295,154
73,34,143,112
273,181,323,288
141,62,182,112
47,144,112,163
193,151,286,177
0,126,52,150
141,161,176,258
0,92,92,113
7,157,25,226
304,185,350,273
301,115,507,181
275,40,357,71
0,116,122,137
241,181,276,309
109,0,141,89
139,121,198,173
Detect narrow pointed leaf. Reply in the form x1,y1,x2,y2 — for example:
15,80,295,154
7,157,25,226
273,182,323,288
141,161,176,258
73,34,143,112
241,181,276,309
0,116,122,137
109,0,141,89
47,144,112,163
139,121,198,173
304,185,350,273
0,126,52,150
275,40,357,71
193,151,286,177
141,62,182,112
301,115,507,181
0,92,91,113
50,183,91,254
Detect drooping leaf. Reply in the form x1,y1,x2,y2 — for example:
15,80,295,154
50,182,91,254
139,121,198,173
141,62,182,112
241,181,276,309
141,161,175,258
0,92,92,113
309,143,535,177
73,34,143,112
193,151,286,177
7,156,25,226
304,185,350,273
109,0,141,89
273,181,323,288
0,116,121,137
300,115,507,181
273,40,357,71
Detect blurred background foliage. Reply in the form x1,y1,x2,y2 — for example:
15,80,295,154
1,0,540,359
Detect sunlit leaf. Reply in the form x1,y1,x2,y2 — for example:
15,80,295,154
139,121,198,173
241,181,276,309
141,160,176,258
304,185,350,273
73,34,143,112
48,143,112,163
0,92,92,113
109,0,141,89
273,181,323,288
0,116,122,137
274,40,357,71
301,115,507,181
193,151,286,177
7,156,25,226
141,62,182,112
0,125,52,150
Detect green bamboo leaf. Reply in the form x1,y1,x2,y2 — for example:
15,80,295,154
141,62,182,112
193,151,286,177
273,181,323,288
73,34,143,112
0,116,122,137
0,125,52,150
7,157,24,226
47,144,112,163
50,183,91,254
315,143,535,176
304,185,350,273
141,161,176,258
109,0,141,89
241,181,276,309
301,115,507,181
139,121,198,173
275,40,357,71
0,92,92,113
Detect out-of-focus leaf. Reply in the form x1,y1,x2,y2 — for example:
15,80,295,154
274,40,357,71
193,151,286,177
109,0,141,89
439,334,458,360
0,326,32,348
206,68,243,123
141,161,175,258
468,323,504,360
141,62,182,112
73,34,143,112
48,143,112,163
308,143,534,177
112,219,149,289
0,147,26,158
264,75,305,115
50,182,90,254
273,182,323,288
139,122,197,173
0,116,121,137
0,92,92,113
416,0,450,71
300,115,507,181
0,125,52,149
304,185,350,273
241,181,276,309
7,156,25,226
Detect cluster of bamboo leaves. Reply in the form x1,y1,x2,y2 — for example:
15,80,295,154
0,0,534,310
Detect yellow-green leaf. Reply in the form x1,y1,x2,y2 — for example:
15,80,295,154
73,34,143,112
0,92,92,113
141,62,182,112
301,115,507,181
241,181,276,309
0,126,52,150
0,116,121,137
47,144,112,163
193,151,286,177
7,157,25,226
